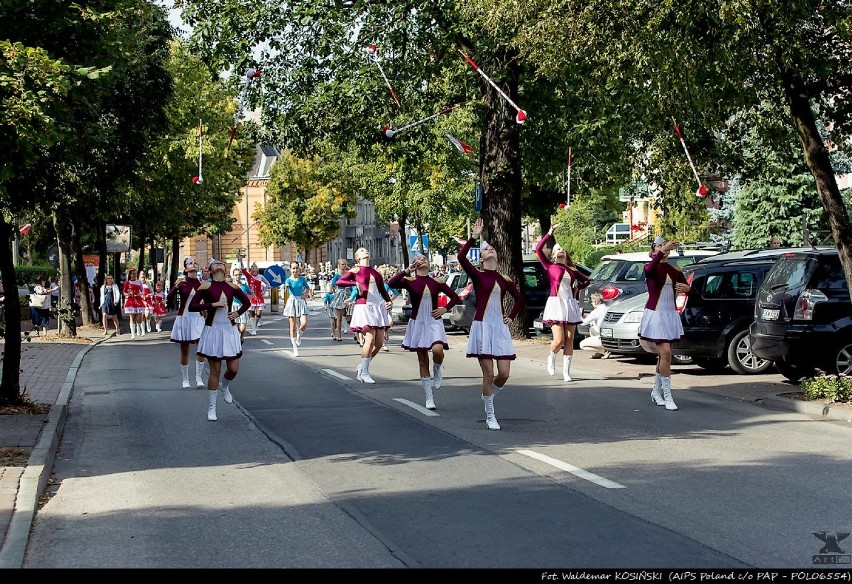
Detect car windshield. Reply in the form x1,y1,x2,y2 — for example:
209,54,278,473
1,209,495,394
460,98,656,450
589,260,622,282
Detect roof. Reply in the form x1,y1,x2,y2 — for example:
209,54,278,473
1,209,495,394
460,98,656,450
600,250,720,262
695,246,835,264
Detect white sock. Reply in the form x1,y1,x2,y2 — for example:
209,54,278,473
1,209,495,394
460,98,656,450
221,378,230,390
361,357,371,373
180,364,189,380
195,360,204,377
291,338,298,349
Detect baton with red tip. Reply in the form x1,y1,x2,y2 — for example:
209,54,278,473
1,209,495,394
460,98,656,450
460,51,527,124
672,116,708,197
366,44,400,107
193,119,203,184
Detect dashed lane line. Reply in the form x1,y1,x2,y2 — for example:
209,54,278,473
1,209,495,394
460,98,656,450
322,368,350,381
393,398,440,417
517,449,626,489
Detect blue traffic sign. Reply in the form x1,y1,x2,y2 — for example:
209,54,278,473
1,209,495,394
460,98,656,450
467,247,480,264
408,235,429,253
474,184,483,212
263,264,288,288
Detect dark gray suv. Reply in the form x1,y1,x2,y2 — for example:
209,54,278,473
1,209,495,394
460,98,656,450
749,247,851,381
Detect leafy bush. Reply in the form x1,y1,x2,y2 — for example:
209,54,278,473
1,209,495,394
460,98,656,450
800,372,852,403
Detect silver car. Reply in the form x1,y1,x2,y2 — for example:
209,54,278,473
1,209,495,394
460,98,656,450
598,292,693,364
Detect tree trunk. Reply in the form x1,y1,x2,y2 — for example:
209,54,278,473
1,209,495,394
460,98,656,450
784,75,852,290
480,53,526,339
398,215,409,268
0,215,25,406
136,224,147,276
53,211,77,337
72,226,95,326
169,237,180,309
96,219,107,290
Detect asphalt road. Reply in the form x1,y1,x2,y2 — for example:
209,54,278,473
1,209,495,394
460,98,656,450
22,302,852,568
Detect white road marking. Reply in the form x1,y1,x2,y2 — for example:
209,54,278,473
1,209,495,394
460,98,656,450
261,339,273,345
393,398,440,417
322,369,350,381
517,449,626,489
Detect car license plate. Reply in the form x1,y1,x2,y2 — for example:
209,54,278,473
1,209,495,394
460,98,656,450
601,328,613,338
533,322,543,330
761,308,780,320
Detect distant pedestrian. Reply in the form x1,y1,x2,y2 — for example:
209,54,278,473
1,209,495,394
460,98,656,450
458,217,523,430
189,258,251,421
329,259,350,341
151,280,166,332
29,281,52,337
536,224,591,381
100,275,122,335
387,253,460,410
231,267,249,343
639,236,691,411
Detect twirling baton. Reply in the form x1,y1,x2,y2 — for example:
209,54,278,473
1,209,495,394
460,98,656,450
366,44,400,107
382,103,464,138
192,119,203,185
228,67,261,150
672,116,708,197
460,51,527,124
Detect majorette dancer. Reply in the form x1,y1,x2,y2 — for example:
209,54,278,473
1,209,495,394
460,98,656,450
457,218,523,431
639,236,691,412
122,267,146,339
283,262,315,357
151,280,167,332
536,224,590,382
139,271,153,334
335,247,393,384
238,257,270,335
387,253,460,410
168,257,206,388
189,258,251,421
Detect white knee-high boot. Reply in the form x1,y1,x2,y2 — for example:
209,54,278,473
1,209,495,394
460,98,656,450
651,373,665,405
433,362,443,389
130,321,137,339
207,390,218,421
547,351,557,376
482,395,500,430
180,364,190,389
220,377,233,404
562,355,573,382
290,337,299,357
195,360,205,388
422,377,435,410
661,376,678,411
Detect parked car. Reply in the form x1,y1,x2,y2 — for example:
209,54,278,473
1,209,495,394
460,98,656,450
596,247,802,372
594,292,694,364
451,261,589,333
577,246,722,337
749,247,850,381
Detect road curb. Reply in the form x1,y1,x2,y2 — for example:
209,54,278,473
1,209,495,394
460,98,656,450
0,337,104,569
763,392,852,422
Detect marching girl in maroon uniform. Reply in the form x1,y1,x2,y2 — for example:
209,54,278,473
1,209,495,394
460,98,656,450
536,224,591,382
387,253,460,410
122,267,146,339
189,258,251,421
638,236,691,411
151,281,167,332
458,218,523,431
168,257,206,388
335,247,393,384
239,259,270,335
139,271,154,334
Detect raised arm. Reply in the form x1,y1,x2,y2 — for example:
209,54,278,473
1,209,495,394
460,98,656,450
535,224,558,266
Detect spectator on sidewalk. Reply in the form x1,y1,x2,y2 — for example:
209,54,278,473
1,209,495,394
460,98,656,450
100,275,122,335
579,292,610,359
29,281,52,336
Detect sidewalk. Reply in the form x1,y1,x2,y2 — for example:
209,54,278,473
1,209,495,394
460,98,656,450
1,316,849,568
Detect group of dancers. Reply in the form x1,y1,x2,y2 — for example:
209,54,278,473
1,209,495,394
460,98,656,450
116,268,167,338
154,218,687,426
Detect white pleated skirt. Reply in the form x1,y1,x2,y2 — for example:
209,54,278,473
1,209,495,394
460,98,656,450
541,295,583,325
169,312,204,344
349,303,392,332
402,302,448,351
197,309,243,361
638,308,683,343
283,296,308,317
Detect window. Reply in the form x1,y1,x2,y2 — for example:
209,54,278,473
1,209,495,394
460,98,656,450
623,263,645,281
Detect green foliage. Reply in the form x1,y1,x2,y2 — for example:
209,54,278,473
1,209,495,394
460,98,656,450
800,373,852,404
254,151,357,252
731,176,822,248
12,265,57,287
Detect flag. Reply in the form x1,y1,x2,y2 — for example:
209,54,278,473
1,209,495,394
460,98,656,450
19,223,32,235
446,133,474,155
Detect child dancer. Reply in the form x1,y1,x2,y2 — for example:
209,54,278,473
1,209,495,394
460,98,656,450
151,281,167,332
283,262,314,356
122,267,146,339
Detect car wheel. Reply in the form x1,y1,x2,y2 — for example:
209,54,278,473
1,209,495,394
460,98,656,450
832,342,852,375
774,360,813,383
672,354,693,365
693,357,727,371
727,329,773,375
